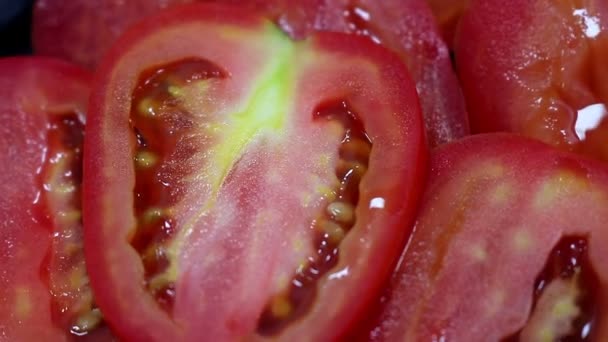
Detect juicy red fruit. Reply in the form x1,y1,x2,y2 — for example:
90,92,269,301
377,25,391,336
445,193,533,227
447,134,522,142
84,4,426,341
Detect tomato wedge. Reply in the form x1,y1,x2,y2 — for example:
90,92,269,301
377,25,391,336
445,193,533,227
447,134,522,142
0,57,113,340
456,0,608,161
33,0,468,147
83,3,426,341
366,134,608,341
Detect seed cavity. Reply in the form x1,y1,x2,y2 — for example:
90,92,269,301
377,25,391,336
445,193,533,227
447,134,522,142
257,100,372,335
129,59,226,312
39,114,103,337
504,236,599,342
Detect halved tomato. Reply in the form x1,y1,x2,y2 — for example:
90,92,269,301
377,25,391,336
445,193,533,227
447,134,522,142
33,0,468,147
366,134,608,341
83,3,426,341
0,57,112,340
456,0,608,161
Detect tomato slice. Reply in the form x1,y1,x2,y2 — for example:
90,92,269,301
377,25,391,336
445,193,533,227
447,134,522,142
456,0,608,161
0,57,113,340
249,0,470,147
33,0,468,147
365,134,608,341
83,3,426,341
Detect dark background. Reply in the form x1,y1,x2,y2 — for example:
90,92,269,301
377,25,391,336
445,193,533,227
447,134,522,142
0,0,35,56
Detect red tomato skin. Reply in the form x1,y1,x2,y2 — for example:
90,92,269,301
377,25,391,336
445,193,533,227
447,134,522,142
456,0,608,159
0,57,92,341
365,133,608,341
33,0,468,147
83,3,427,341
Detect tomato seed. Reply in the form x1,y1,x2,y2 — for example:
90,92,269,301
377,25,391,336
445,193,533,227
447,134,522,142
270,296,293,318
72,309,103,335
317,219,347,245
326,201,355,225
339,138,372,164
135,151,159,168
137,97,160,117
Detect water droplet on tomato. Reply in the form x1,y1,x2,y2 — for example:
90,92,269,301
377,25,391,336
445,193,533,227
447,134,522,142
575,103,607,140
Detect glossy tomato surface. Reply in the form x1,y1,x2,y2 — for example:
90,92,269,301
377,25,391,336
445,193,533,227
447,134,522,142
0,57,113,341
456,0,608,161
33,0,468,147
367,134,608,341
83,4,426,341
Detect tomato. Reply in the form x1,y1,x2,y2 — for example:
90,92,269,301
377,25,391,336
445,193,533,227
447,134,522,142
83,3,426,341
364,134,608,341
33,0,468,147
0,57,113,341
456,0,608,161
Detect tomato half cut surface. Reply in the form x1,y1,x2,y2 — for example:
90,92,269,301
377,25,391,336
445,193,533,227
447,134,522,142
366,134,608,341
0,57,114,341
83,4,427,341
33,0,468,147
456,0,608,161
